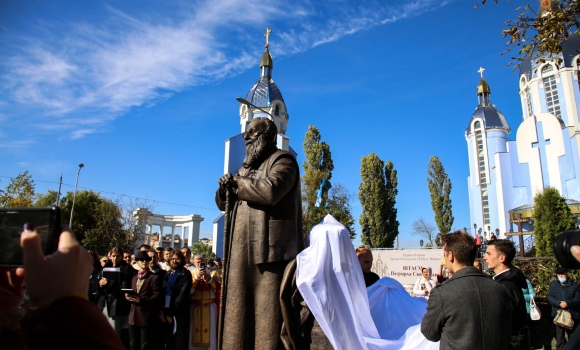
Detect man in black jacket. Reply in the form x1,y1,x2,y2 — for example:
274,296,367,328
161,249,192,350
548,267,580,349
98,247,135,348
484,239,530,350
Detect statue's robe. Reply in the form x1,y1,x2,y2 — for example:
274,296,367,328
215,150,303,350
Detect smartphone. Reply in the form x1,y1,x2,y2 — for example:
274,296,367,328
0,206,61,267
122,289,137,296
199,262,206,270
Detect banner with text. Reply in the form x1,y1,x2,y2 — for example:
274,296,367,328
370,249,444,285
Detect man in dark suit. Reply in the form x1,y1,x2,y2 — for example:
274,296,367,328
484,239,530,350
421,230,512,350
161,249,192,350
548,267,580,349
125,251,162,350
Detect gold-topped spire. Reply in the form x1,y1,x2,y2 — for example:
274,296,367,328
264,28,272,48
477,67,491,95
259,28,273,69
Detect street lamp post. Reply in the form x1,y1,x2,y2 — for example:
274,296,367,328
420,239,424,249
69,163,84,228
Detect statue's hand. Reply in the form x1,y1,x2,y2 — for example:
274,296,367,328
218,173,234,194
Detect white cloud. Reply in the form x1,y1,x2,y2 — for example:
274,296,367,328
0,0,454,147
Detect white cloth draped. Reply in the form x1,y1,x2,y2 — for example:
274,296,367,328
296,215,439,350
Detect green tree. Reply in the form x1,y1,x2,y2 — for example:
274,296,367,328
0,171,36,207
301,126,334,240
384,160,400,246
534,187,576,257
82,198,127,253
59,190,102,243
477,0,580,69
34,190,59,207
191,242,213,258
326,183,356,240
359,153,399,248
427,156,454,235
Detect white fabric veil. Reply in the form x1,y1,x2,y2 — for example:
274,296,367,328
296,215,439,350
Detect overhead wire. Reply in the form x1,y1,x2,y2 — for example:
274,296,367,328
0,175,220,211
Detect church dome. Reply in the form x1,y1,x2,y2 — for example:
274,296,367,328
466,75,510,135
477,78,490,94
466,105,510,134
245,46,285,108
520,34,580,80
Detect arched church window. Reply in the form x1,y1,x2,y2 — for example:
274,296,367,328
275,105,280,116
542,64,561,118
473,120,490,225
525,87,533,119
542,64,554,74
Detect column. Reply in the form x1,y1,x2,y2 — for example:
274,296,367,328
187,222,195,248
180,226,185,248
170,225,176,248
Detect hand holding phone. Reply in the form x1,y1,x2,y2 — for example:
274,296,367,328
0,207,61,267
20,225,92,309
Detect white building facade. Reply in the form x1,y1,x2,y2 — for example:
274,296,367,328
466,35,580,238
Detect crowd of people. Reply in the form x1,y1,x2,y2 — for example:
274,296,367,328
356,232,580,350
3,223,580,350
89,244,224,350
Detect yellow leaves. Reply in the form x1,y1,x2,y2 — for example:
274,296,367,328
0,171,36,208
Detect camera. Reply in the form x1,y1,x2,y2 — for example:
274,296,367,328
0,206,61,267
553,230,580,269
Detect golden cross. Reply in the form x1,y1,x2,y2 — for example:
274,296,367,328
264,28,272,47
478,67,485,78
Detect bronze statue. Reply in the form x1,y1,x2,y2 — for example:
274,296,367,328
216,117,304,350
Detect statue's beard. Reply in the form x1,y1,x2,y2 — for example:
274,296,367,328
243,137,275,169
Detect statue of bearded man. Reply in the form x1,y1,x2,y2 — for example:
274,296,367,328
216,117,303,350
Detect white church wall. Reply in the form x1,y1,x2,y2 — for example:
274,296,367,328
516,116,546,195
537,113,566,193
561,69,579,127
506,140,533,205
558,127,577,199
495,152,511,234
566,134,580,200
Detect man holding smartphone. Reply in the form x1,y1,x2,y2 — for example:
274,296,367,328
189,254,220,350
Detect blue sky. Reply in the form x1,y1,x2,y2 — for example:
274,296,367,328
0,0,531,247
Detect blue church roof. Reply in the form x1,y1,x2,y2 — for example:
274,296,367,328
520,34,580,79
245,78,285,108
466,105,511,135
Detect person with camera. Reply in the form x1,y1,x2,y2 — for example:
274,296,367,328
547,267,580,349
160,249,192,350
0,224,125,350
189,253,220,350
98,247,135,347
125,251,162,350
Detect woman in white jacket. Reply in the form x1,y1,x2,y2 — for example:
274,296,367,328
413,267,436,299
